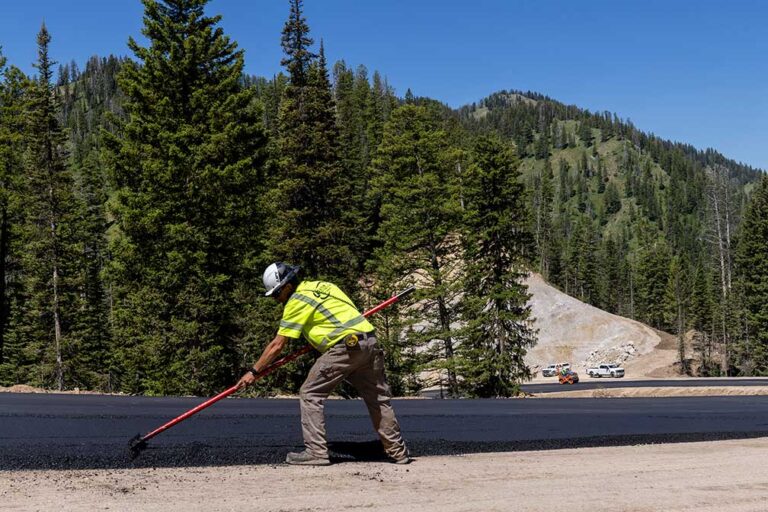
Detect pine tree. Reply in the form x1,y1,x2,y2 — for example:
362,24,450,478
531,159,554,277
50,55,127,390
371,104,463,396
734,176,768,375
456,135,536,397
68,146,111,389
664,254,691,373
557,158,572,203
280,0,314,87
368,71,396,149
602,235,627,314
334,61,358,173
596,158,607,194
0,53,27,380
578,119,593,147
689,262,717,373
635,238,671,329
514,123,532,158
332,61,378,270
333,61,372,177
254,73,287,139
106,0,267,394
579,217,602,305
533,130,549,159
269,3,357,289
604,181,622,215
352,65,372,171
21,25,81,390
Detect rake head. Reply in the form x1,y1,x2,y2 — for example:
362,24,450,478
128,433,148,460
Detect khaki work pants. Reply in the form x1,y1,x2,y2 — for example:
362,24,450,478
299,334,408,460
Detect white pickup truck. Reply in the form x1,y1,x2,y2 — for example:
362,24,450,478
541,362,570,377
587,363,625,378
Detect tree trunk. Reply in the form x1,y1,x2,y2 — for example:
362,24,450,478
707,166,733,376
426,229,457,396
0,206,8,364
677,292,686,374
49,183,63,391
53,261,63,391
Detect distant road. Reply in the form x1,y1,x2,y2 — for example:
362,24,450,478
2,392,768,470
521,377,768,394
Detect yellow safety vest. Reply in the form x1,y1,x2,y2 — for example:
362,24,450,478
277,281,374,352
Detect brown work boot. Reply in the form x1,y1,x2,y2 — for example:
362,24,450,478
285,450,331,466
391,449,412,464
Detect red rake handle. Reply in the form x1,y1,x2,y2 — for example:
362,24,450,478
139,286,415,443
363,286,415,317
139,347,312,442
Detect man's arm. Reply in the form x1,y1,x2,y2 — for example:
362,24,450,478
236,334,291,389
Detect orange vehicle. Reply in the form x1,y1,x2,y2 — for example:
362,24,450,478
558,370,579,385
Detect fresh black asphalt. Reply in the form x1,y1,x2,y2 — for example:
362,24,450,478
2,390,768,470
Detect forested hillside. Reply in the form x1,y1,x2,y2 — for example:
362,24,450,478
1,0,766,397
458,91,764,375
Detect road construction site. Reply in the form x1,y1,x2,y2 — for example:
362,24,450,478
4,276,767,510
2,390,768,511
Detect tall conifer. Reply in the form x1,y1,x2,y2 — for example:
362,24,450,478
0,53,26,378
734,176,768,374
372,105,463,396
457,135,536,397
270,2,357,289
22,26,79,390
106,0,267,394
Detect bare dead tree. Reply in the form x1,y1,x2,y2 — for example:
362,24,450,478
704,164,738,375
530,164,550,277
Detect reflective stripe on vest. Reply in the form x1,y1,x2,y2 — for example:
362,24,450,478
290,292,367,351
279,319,305,331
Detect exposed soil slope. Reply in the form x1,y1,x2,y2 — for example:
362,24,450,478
525,273,677,377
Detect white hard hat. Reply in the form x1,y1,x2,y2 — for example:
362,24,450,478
263,262,300,297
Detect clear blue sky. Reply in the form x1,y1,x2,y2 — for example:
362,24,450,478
2,0,766,170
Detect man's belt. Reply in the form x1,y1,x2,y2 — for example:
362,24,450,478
343,331,374,348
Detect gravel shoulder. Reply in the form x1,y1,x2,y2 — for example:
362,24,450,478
3,438,767,512
534,385,768,398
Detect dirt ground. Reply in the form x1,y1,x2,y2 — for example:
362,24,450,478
534,385,768,398
2,437,767,512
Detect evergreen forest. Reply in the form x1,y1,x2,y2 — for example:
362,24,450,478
0,0,766,397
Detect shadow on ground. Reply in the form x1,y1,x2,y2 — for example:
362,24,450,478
2,431,767,471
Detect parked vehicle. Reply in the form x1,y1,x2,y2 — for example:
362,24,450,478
587,363,625,378
541,362,571,377
558,370,579,384
541,364,557,377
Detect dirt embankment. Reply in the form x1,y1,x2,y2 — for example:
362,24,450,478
525,273,680,378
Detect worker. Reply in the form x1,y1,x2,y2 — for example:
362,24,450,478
237,262,411,466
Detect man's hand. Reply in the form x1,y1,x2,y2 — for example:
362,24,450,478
237,370,257,389
237,335,289,390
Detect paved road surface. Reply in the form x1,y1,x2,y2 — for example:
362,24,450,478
2,392,768,470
